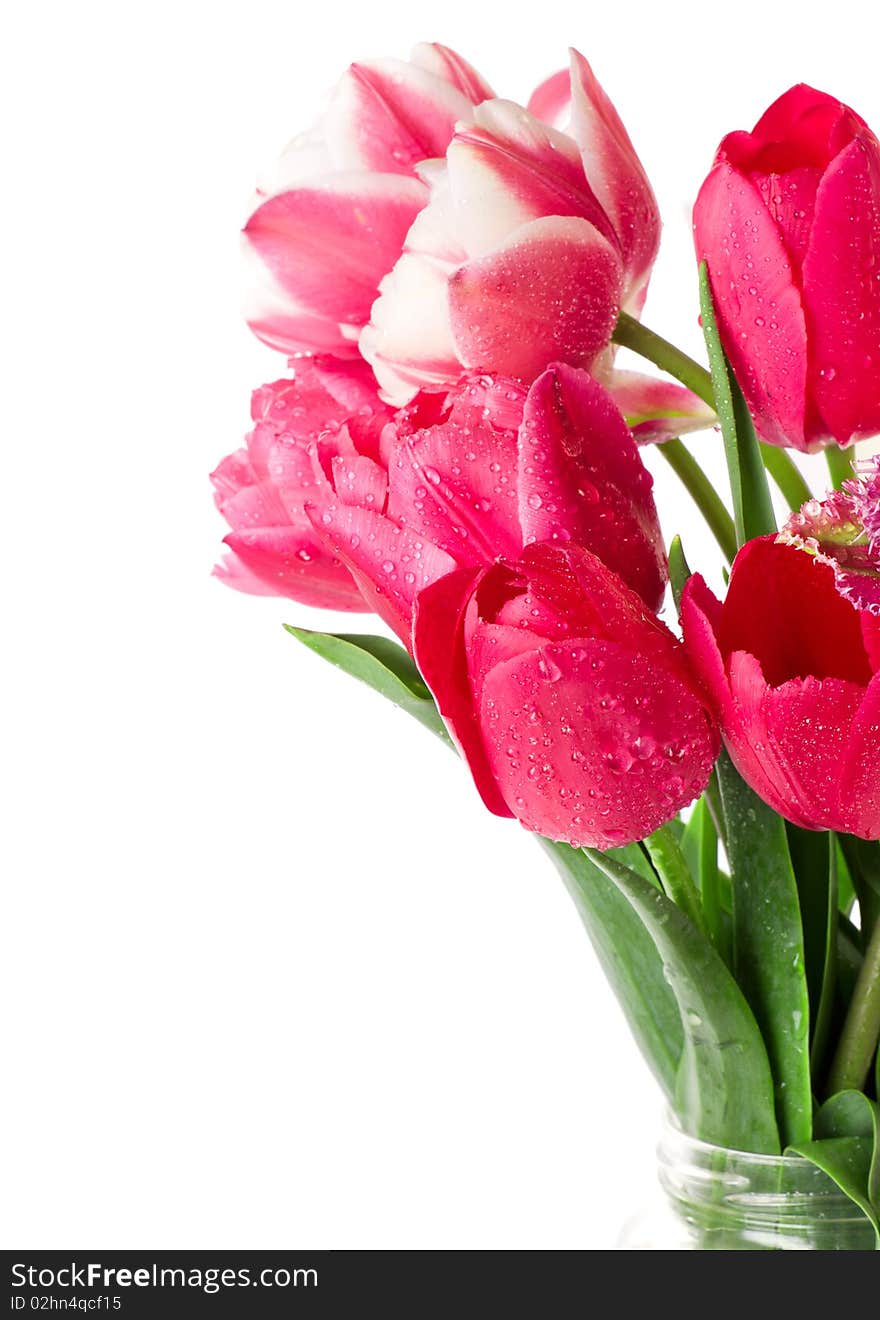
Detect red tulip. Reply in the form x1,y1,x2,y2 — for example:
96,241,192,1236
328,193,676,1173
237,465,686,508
694,84,880,452
211,358,391,607
681,512,880,837
413,543,720,848
305,364,667,645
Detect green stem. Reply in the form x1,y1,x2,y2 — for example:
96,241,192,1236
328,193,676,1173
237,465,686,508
614,312,811,521
759,443,812,512
826,446,855,491
658,439,737,564
826,912,880,1095
614,311,714,407
704,768,727,853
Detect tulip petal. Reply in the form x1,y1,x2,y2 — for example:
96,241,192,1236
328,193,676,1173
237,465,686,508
723,647,861,829
330,453,388,510
446,99,616,257
212,363,394,609
862,613,880,669
728,85,868,173
717,538,873,686
213,547,284,597
241,255,361,357
413,568,515,819
305,499,456,644
682,549,880,836
387,403,523,566
306,356,390,416
801,137,880,445
715,649,811,823
410,42,495,104
694,162,810,450
478,636,718,849
605,369,717,443
680,574,735,724
243,175,426,354
216,528,367,611
567,49,659,300
519,365,667,609
257,126,335,197
752,667,867,831
359,250,461,404
841,675,880,838
324,59,472,175
682,582,847,834
211,449,289,526
250,362,389,448
526,69,571,131
448,215,623,383
211,427,353,607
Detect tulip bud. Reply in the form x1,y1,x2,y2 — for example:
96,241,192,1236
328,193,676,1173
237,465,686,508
694,84,880,451
414,543,720,849
681,463,880,837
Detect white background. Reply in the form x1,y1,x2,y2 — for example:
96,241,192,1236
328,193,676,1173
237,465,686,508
3,0,875,1249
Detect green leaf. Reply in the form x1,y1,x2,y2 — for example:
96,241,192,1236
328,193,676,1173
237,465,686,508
818,1092,880,1220
785,1138,879,1244
584,847,780,1153
703,769,728,854
285,627,452,746
789,1090,880,1242
813,842,839,1081
837,913,864,1011
786,827,838,1079
682,797,730,965
663,817,686,845
716,751,812,1146
618,842,663,890
643,823,707,936
667,535,692,614
698,261,776,545
837,839,857,917
838,836,880,941
817,1090,879,1143
540,841,681,1098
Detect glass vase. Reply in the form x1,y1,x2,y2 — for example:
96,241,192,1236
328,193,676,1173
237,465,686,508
618,1113,877,1250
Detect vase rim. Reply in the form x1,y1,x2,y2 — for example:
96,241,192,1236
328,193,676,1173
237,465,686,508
661,1107,826,1170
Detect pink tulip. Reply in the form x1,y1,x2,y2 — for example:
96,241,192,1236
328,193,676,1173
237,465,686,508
361,50,661,405
305,364,667,645
243,43,494,358
413,542,720,848
681,463,880,836
694,84,880,452
211,357,392,607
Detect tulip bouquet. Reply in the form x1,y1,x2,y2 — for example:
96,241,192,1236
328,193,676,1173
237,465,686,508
213,44,880,1246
